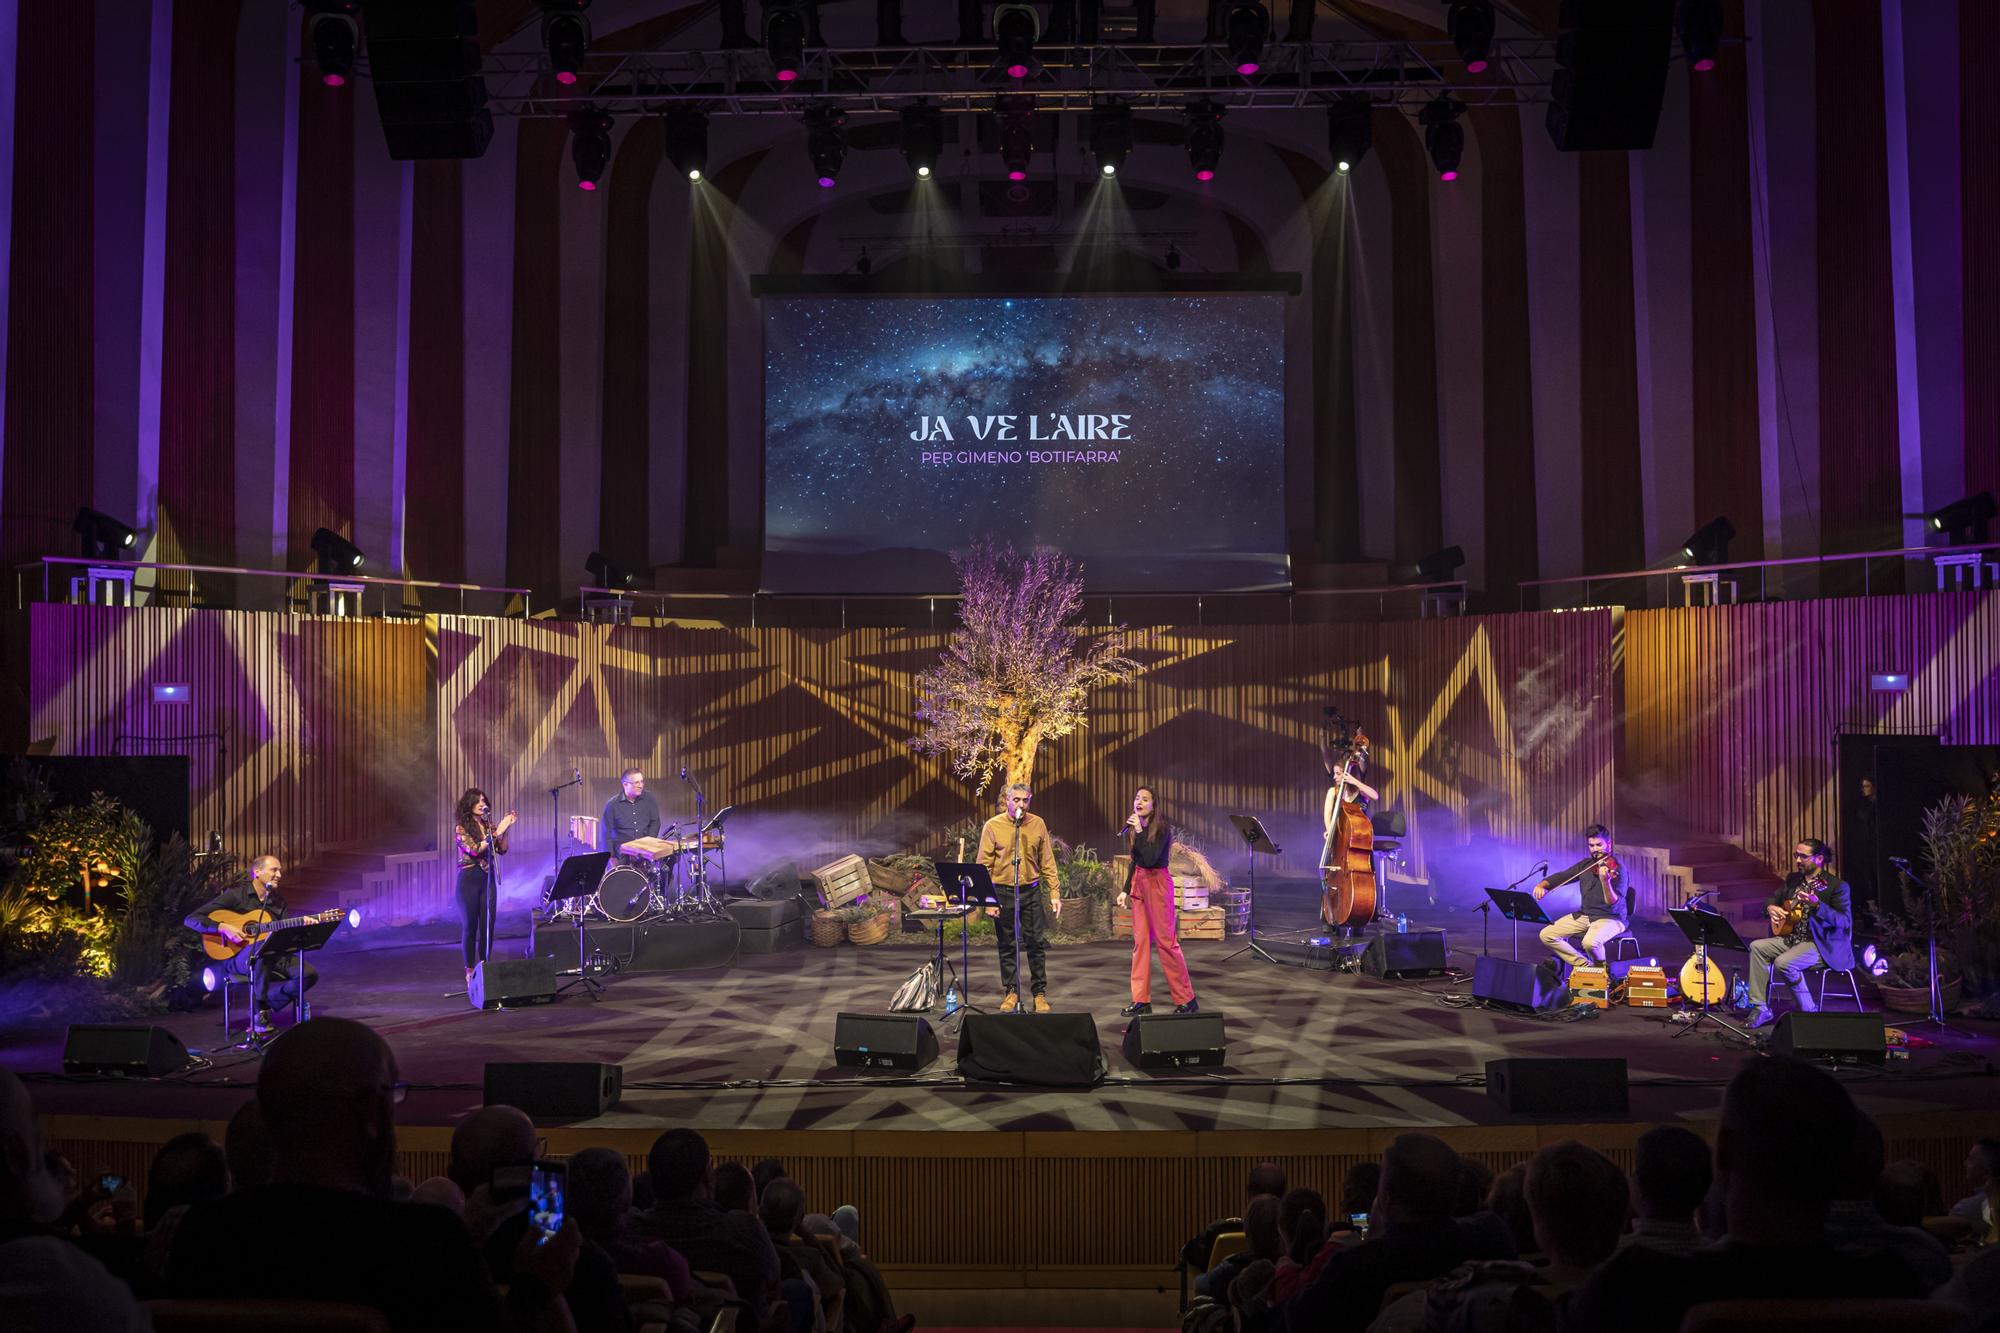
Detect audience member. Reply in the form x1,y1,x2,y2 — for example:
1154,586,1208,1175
1197,1194,1281,1300
1874,1159,1942,1229
1182,1160,1287,1273
1951,1139,2000,1236
1272,1185,1327,1296
0,1069,151,1330
713,1161,756,1214
1483,1163,1537,1260
752,1158,789,1200
629,1128,779,1315
143,1132,229,1231
798,1212,909,1333
1454,1158,1495,1217
761,1178,842,1331
1623,1125,1711,1257
1826,1116,1951,1290
167,1018,575,1331
1569,1056,1929,1333
1340,1163,1382,1234
223,1100,274,1192
567,1147,690,1301
411,1176,467,1214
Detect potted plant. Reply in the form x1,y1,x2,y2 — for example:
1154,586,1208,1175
839,898,895,946
1865,790,2000,1012
1054,838,1115,934
1863,911,1960,1014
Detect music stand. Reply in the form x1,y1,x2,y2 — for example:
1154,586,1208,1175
257,915,343,1028
923,861,995,1027
1667,907,1751,1040
548,851,613,999
1482,888,1553,961
1221,815,1285,965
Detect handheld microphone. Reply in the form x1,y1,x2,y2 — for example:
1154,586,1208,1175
573,767,581,784
1887,854,1909,867
680,766,689,781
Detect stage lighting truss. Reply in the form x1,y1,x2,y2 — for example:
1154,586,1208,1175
1677,0,1723,72
540,0,592,87
306,0,360,88
1326,94,1372,173
804,104,847,187
764,0,809,84
1088,101,1132,177
900,101,943,178
1447,0,1495,75
664,107,709,181
997,99,1035,182
568,107,613,190
1221,1,1271,76
1184,100,1225,180
991,3,1042,82
1418,92,1465,180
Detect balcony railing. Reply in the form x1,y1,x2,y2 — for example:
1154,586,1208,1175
1518,542,2000,612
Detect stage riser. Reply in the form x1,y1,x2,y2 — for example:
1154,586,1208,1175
527,917,739,972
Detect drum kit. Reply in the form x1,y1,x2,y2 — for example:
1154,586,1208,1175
548,811,733,924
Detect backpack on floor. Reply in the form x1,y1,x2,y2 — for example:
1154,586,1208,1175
888,959,938,1012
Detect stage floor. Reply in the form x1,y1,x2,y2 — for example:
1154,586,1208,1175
9,913,2000,1132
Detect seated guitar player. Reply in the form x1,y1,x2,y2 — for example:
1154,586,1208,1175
185,854,319,1033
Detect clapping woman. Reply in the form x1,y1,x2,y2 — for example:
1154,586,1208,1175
1117,786,1198,1016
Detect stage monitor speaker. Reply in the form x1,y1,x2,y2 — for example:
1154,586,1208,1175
833,1013,940,1072
1472,955,1568,1013
1486,1057,1629,1115
1361,930,1448,979
360,1,494,160
1545,0,1674,152
62,1024,191,1077
1769,1011,1887,1067
956,1012,1106,1086
745,863,803,900
470,957,559,1010
484,1062,623,1119
1121,1011,1227,1071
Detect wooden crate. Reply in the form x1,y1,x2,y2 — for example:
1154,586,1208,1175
812,854,869,909
1176,886,1210,911
1180,906,1226,941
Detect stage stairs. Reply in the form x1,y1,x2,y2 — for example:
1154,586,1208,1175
1618,831,1784,927
282,841,446,929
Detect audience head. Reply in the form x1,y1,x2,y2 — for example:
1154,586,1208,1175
760,1176,808,1238
1835,1111,1888,1204
1525,1141,1629,1270
647,1128,713,1204
1454,1157,1496,1218
1876,1160,1943,1228
1717,1055,1858,1216
1243,1193,1284,1262
1247,1160,1287,1201
1968,1140,2000,1192
448,1104,537,1195
256,1018,400,1197
712,1160,756,1213
410,1175,466,1213
1632,1125,1713,1224
751,1157,788,1200
1377,1133,1463,1230
224,1100,274,1192
1277,1186,1328,1263
566,1147,632,1236
1485,1162,1537,1257
143,1131,230,1229
0,1069,65,1228
1339,1162,1382,1220
631,1170,655,1211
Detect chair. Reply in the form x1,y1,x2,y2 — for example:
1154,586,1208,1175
1812,965,1863,1010
147,1300,390,1333
1677,1298,1960,1332
1610,933,1642,961
1204,1229,1251,1270
618,1273,672,1306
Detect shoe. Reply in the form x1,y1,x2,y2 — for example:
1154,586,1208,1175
1120,1001,1152,1017
1033,994,1052,1014
999,992,1020,1014
251,1009,275,1034
1746,1005,1776,1029
1173,999,1200,1015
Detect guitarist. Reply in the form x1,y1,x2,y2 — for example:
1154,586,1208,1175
1746,838,1855,1029
184,855,317,1034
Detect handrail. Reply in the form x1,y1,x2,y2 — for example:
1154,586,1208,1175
19,557,532,617
1518,541,2000,609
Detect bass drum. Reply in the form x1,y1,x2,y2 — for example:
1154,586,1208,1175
597,865,655,922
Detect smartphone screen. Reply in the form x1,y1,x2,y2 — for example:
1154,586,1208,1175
1349,1212,1369,1236
98,1174,125,1193
528,1162,565,1244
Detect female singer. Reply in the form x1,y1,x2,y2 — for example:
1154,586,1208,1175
1116,786,1198,1016
454,788,516,985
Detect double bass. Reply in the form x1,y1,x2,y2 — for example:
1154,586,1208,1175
1320,730,1378,927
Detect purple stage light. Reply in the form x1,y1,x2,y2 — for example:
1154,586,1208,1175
578,179,597,191
322,72,347,87
818,175,836,188
1008,169,1026,181
1196,168,1214,181
1236,61,1259,74
1007,62,1028,79
1694,56,1715,71
777,67,799,82
556,70,578,86
1439,169,1458,181
1465,58,1487,73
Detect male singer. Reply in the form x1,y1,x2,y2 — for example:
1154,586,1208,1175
602,767,662,857
976,782,1063,1013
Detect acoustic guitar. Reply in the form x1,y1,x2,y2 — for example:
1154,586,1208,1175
201,906,346,962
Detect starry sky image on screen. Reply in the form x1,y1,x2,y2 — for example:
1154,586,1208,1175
762,295,1286,593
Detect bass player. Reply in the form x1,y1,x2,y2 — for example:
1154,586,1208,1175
185,854,319,1034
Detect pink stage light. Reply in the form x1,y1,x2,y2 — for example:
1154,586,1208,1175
1465,58,1487,73
556,70,578,86
578,179,597,191
1439,169,1458,181
1236,61,1259,75
322,72,347,87
1008,169,1026,181
1694,57,1715,71
777,68,799,82
1196,168,1214,181
1007,63,1028,79
818,175,837,188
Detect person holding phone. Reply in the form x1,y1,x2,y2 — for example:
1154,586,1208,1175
1116,786,1198,1017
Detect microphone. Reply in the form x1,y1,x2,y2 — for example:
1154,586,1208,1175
1887,854,1909,867
680,766,689,782
574,767,581,784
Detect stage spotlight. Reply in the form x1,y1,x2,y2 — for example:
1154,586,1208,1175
1680,516,1735,566
1326,95,1372,174
664,108,709,182
540,0,591,86
1928,491,1997,544
998,99,1034,182
764,0,807,82
568,108,613,191
1419,93,1466,180
310,527,366,574
900,101,943,178
1678,0,1722,72
306,1,360,88
1184,100,1225,181
201,966,219,994
585,551,637,589
805,105,847,188
1089,102,1132,177
1447,0,1495,74
1415,545,1466,582
992,3,1040,81
1222,1,1271,75
72,507,138,559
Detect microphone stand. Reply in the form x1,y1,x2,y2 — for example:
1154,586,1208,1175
1010,809,1027,1013
549,767,585,888
681,766,709,907
1890,858,1963,1035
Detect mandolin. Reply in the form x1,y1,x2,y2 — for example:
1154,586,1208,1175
201,906,346,962
1677,941,1728,1006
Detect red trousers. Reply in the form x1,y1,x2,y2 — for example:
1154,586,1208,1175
1128,866,1195,1005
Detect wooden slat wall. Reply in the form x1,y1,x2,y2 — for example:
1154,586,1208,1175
1624,594,2000,871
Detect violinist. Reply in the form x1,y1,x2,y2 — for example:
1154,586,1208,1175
1746,838,1856,1029
1533,824,1626,970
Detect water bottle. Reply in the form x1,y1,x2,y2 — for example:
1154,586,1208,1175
944,984,959,1016
1396,912,1408,933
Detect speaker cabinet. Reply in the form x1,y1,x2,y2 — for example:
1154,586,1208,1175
1472,955,1568,1013
1121,1011,1227,1071
1361,930,1449,979
956,1012,1106,1086
469,957,559,1010
362,1,495,160
1770,1012,1887,1066
833,1013,940,1072
1486,1057,1629,1115
62,1024,191,1077
1545,0,1675,151
484,1062,624,1119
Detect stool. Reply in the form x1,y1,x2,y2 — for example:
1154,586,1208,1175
311,581,366,616
69,566,136,606
581,593,633,625
1681,572,1737,606
1813,966,1863,1011
1609,934,1641,962
203,962,263,1048
1934,552,1998,591
1420,588,1466,618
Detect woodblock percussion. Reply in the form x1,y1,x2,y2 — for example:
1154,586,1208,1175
569,814,600,850
620,835,680,863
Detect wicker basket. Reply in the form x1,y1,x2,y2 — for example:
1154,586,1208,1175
809,910,845,947
866,859,909,893
847,912,892,946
